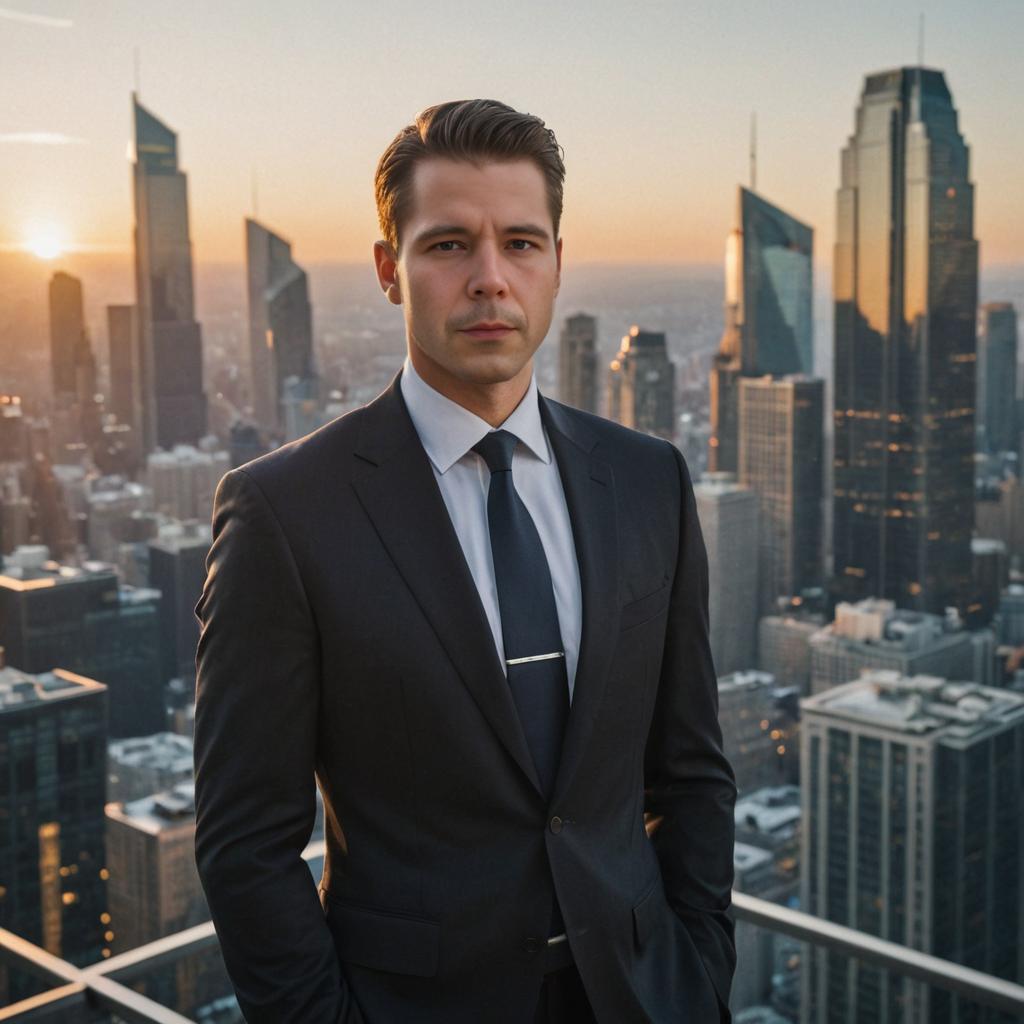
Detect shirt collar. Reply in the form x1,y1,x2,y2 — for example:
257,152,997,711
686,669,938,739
400,356,551,474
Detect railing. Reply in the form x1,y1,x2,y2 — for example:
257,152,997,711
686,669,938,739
4,868,1024,1021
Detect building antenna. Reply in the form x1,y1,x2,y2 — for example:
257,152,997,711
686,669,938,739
750,112,757,192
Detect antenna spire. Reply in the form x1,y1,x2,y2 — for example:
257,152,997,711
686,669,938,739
749,112,757,192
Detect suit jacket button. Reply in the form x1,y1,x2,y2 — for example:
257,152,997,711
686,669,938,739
523,936,542,955
549,816,563,834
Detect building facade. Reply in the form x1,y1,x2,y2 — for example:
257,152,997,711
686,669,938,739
558,313,598,415
833,68,978,614
607,326,676,440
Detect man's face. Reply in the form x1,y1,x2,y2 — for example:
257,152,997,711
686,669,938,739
374,157,562,397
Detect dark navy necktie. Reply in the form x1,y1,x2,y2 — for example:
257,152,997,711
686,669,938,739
472,429,570,799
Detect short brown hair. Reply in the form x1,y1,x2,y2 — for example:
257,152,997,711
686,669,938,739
374,99,565,252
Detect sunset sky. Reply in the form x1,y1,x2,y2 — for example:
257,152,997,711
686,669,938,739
2,0,1022,267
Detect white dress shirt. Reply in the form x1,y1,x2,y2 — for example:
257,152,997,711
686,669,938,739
400,358,583,701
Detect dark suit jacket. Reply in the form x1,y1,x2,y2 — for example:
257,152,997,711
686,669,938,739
193,374,737,1023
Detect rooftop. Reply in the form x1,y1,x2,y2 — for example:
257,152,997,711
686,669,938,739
0,663,106,712
107,782,196,835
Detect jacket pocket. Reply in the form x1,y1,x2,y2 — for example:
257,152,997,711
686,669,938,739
323,893,441,978
631,877,662,948
620,580,671,632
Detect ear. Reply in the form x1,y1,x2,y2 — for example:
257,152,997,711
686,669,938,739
373,240,402,305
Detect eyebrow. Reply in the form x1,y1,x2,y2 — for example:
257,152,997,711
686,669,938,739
412,223,552,245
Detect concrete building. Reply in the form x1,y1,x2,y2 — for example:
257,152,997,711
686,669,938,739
801,670,1024,1022
738,375,824,613
809,598,975,695
758,613,825,696
145,445,228,522
718,671,783,794
694,474,759,674
107,732,194,803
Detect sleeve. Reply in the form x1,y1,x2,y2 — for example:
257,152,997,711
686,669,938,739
193,468,362,1024
643,444,738,1019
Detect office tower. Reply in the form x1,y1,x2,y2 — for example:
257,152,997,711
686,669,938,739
607,326,676,440
245,218,317,439
559,313,598,414
710,188,813,473
0,657,108,991
132,95,207,453
85,477,151,564
145,445,229,520
808,597,975,694
717,670,782,793
0,393,28,464
107,305,138,429
49,272,91,402
833,68,978,614
738,376,824,613
108,732,194,803
0,551,164,737
694,474,759,673
800,671,1024,1022
971,537,1008,626
976,472,1024,560
148,522,211,683
105,783,207,952
977,303,1019,453
758,612,825,696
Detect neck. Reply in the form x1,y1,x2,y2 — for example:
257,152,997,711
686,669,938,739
408,350,533,427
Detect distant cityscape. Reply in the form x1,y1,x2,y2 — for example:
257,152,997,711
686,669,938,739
1,64,1023,1023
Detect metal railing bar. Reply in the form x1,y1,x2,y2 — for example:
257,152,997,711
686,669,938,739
0,983,86,1022
731,891,1024,1017
0,929,80,987
86,974,196,1024
84,923,218,983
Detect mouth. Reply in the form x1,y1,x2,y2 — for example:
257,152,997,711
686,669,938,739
459,322,516,339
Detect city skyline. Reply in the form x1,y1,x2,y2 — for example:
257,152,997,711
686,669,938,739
1,1,1023,267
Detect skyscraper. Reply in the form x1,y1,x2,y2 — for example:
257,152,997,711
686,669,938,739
800,671,1024,1022
738,375,824,613
833,68,978,613
559,313,598,414
607,326,676,440
107,304,138,431
0,657,108,999
245,218,317,438
977,302,1019,453
710,188,813,473
49,272,94,403
693,473,759,674
132,95,207,453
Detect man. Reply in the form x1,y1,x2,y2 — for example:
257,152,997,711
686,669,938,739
194,99,736,1023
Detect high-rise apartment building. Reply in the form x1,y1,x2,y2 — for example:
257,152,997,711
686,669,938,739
738,375,824,613
694,473,759,673
607,326,676,439
711,188,813,473
977,302,1019,453
132,95,207,453
801,671,1024,1022
833,68,978,613
245,219,317,438
0,657,108,998
717,670,783,793
559,313,598,414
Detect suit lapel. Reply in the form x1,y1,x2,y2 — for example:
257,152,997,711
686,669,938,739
351,377,543,796
540,398,621,805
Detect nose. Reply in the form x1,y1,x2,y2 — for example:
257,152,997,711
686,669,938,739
466,241,509,300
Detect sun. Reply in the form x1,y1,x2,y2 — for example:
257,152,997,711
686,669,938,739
25,229,66,260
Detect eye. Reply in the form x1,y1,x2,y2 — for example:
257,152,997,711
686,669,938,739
508,239,535,251
432,240,463,252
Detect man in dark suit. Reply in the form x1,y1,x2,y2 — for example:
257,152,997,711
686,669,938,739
194,99,736,1023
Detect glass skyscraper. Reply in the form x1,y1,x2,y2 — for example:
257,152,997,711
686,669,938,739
132,95,207,454
244,218,317,440
711,187,813,473
832,68,978,614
